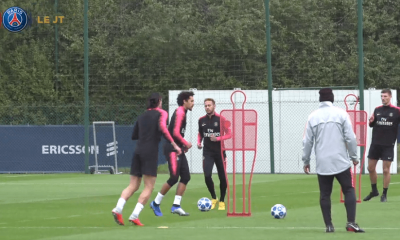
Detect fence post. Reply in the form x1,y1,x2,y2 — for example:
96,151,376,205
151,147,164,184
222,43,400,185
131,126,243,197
264,0,275,173
357,0,365,174
84,0,90,174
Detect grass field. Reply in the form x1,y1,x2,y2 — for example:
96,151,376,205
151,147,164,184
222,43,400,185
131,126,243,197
1,173,399,240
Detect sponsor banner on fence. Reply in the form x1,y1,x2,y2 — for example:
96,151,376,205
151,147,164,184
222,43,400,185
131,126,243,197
0,125,167,173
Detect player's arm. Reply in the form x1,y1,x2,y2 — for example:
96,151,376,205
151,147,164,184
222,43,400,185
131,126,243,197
369,108,377,127
215,117,232,141
157,109,182,155
132,121,139,140
397,107,400,122
173,107,191,148
197,119,204,149
302,118,314,174
343,113,358,165
158,109,174,143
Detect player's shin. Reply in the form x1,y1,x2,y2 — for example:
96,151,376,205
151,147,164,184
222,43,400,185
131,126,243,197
115,198,126,212
154,192,164,205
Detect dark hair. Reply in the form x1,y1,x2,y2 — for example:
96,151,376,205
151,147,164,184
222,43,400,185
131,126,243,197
204,98,215,105
177,91,195,106
319,88,334,103
381,88,392,96
147,92,162,108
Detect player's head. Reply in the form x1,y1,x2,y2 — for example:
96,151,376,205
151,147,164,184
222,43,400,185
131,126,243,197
319,88,334,103
381,89,392,106
204,98,215,115
147,92,162,109
177,91,195,111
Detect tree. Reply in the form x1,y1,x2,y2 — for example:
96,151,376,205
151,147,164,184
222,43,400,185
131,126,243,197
0,0,399,124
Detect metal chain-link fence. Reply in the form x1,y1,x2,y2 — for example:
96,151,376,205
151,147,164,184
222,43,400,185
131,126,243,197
170,89,391,174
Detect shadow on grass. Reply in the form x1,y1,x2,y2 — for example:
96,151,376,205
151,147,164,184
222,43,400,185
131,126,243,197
118,163,170,174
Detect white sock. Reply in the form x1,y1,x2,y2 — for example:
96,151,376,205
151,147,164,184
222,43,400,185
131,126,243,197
115,198,126,212
132,203,144,217
154,192,164,205
173,195,182,206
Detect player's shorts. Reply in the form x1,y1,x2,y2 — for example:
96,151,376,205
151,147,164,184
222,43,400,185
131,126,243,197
367,144,394,161
163,143,190,179
130,148,158,177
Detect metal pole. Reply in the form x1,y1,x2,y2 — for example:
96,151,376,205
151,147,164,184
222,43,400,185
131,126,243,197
54,0,59,91
264,0,275,173
357,0,365,174
54,0,59,124
84,0,90,174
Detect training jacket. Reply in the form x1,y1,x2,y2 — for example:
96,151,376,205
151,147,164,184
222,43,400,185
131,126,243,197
369,104,400,146
197,112,231,154
132,108,175,153
302,102,357,175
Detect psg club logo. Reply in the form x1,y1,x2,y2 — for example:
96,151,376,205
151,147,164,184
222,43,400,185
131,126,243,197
2,7,28,32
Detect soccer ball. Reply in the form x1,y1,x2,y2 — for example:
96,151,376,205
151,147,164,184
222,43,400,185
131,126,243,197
271,204,286,219
197,197,212,212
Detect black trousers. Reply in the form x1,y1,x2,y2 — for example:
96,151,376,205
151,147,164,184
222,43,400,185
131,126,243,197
317,167,356,225
203,151,227,202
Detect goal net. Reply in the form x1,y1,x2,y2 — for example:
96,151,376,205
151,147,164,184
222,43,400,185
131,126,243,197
90,121,118,174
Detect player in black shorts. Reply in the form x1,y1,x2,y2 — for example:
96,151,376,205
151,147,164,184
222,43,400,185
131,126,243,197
150,91,195,216
111,93,181,226
197,98,231,210
363,89,400,202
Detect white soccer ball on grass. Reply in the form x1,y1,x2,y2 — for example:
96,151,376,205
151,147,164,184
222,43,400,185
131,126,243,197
271,204,286,219
197,197,212,212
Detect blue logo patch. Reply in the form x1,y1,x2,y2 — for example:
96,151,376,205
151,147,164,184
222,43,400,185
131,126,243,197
3,7,28,32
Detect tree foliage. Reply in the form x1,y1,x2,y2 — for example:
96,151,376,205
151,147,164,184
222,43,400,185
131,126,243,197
0,0,399,124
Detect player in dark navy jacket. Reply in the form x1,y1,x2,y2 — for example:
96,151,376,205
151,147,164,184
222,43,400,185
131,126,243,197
197,98,231,210
364,89,400,202
112,93,181,226
150,91,195,216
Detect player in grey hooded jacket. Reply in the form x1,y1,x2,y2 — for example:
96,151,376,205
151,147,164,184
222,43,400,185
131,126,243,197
302,88,364,233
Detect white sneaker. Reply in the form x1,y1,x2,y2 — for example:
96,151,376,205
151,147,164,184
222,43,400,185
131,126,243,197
171,206,189,216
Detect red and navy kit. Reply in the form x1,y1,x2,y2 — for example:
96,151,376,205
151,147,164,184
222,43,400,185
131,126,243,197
131,108,174,177
368,104,400,161
164,106,190,186
369,104,400,146
197,113,231,154
197,112,231,202
166,106,189,148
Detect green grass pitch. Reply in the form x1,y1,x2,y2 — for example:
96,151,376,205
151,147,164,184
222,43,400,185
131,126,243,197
1,173,399,240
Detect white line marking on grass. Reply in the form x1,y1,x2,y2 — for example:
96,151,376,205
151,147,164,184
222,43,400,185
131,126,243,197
0,226,107,229
4,198,73,204
182,226,400,230
3,175,44,178
0,182,121,185
0,226,399,230
67,215,80,218
92,212,105,215
260,191,319,198
389,182,400,185
44,217,61,220
299,191,319,194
